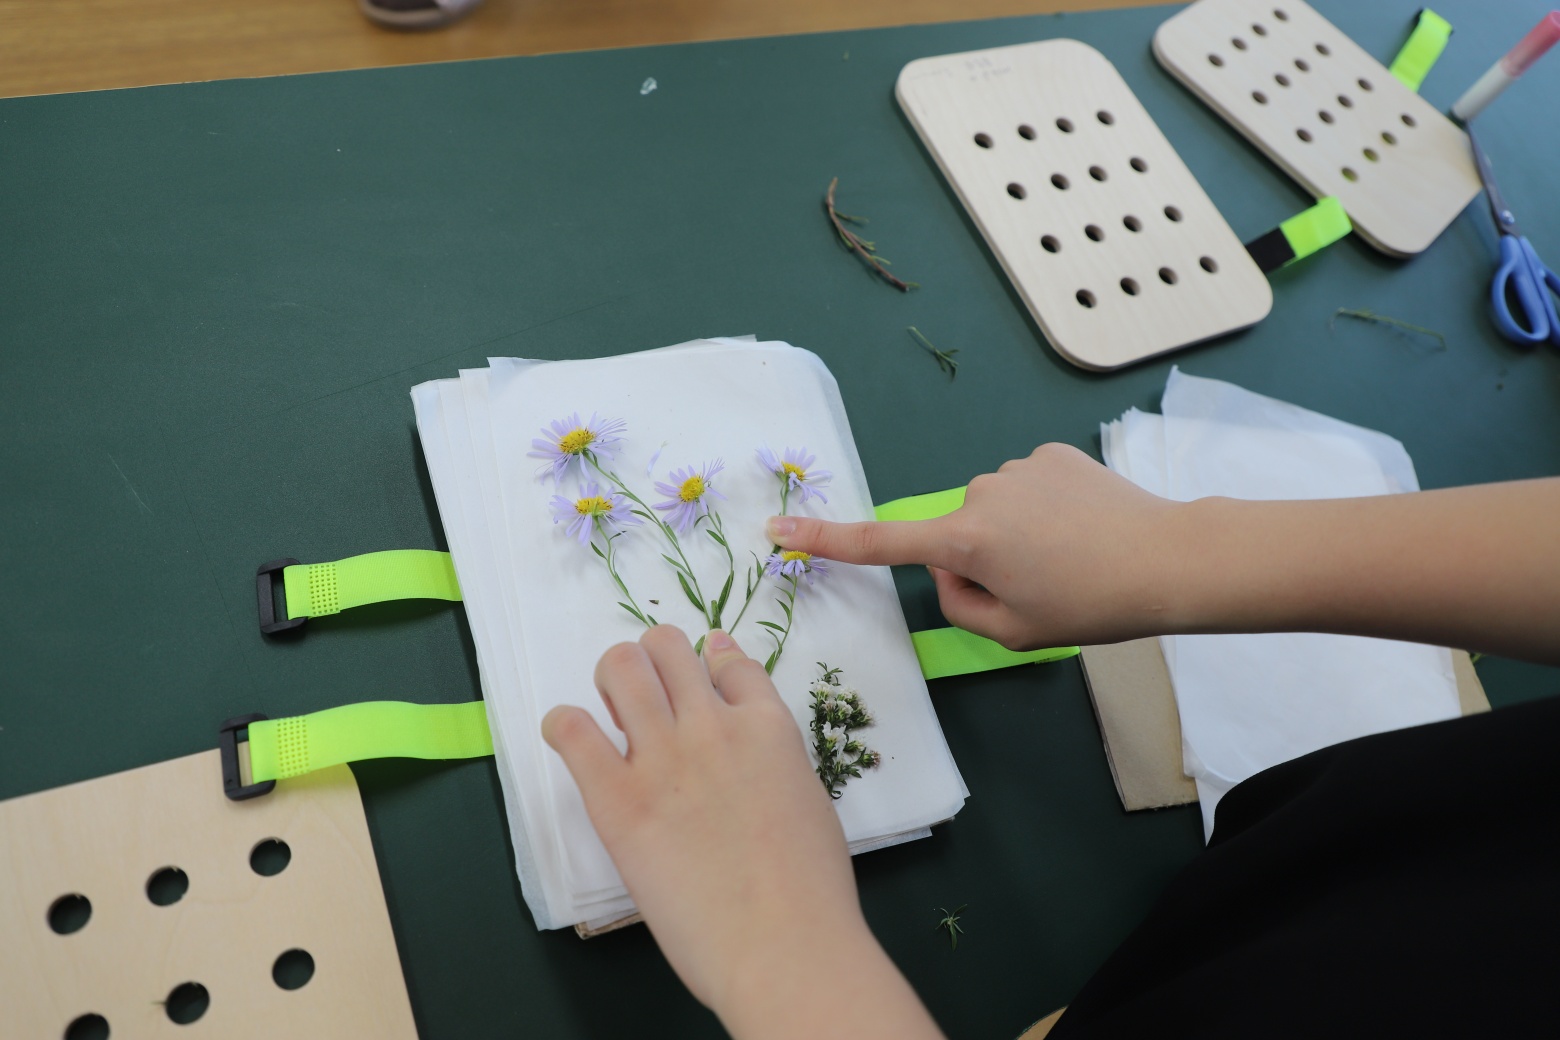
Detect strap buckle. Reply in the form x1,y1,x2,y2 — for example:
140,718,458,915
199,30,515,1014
220,713,277,800
256,558,306,635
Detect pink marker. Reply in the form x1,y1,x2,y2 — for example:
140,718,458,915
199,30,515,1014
1452,11,1560,122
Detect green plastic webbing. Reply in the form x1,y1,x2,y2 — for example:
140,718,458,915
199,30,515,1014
873,486,1079,677
1279,197,1352,263
247,700,493,782
1389,9,1452,92
281,549,461,620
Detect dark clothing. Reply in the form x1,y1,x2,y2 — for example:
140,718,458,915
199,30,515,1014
1050,695,1560,1038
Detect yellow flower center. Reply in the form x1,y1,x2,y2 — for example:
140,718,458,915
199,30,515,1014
780,550,812,564
574,495,612,517
781,461,807,480
558,428,595,455
678,475,707,502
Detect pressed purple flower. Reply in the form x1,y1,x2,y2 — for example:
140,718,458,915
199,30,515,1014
528,413,628,482
764,549,830,585
757,446,832,505
549,482,639,545
652,459,727,533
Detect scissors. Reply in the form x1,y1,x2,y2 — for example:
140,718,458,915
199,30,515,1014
1467,128,1560,347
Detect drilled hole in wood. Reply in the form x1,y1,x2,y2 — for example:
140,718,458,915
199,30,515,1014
1055,117,1074,133
1342,166,1358,182
1076,289,1096,308
1363,147,1379,162
1233,36,1247,50
1164,205,1183,222
1382,130,1397,145
1252,22,1268,35
251,838,291,877
1209,53,1225,67
1018,124,1036,140
146,867,189,907
165,983,209,1025
1130,156,1148,173
1159,267,1178,285
1274,8,1289,20
1041,235,1061,253
973,132,993,148
1007,182,1027,199
1050,173,1069,190
1401,113,1417,127
273,948,316,991
1275,72,1291,87
1319,109,1334,124
1295,58,1310,72
1252,89,1269,104
1358,77,1373,91
1296,128,1313,142
1338,94,1354,108
1315,42,1331,56
65,1013,109,1040
1123,215,1143,232
1120,277,1140,296
1089,165,1108,182
48,894,91,935
1096,110,1114,125
1200,256,1219,273
1085,224,1105,242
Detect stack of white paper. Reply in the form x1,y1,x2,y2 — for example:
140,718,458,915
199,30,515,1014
412,338,967,931
1102,368,1461,839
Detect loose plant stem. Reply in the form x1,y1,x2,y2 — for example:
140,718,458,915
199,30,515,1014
935,905,968,950
825,177,919,292
908,326,959,379
1330,308,1447,350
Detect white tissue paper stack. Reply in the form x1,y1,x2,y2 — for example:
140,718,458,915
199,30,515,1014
412,337,967,931
1102,368,1461,839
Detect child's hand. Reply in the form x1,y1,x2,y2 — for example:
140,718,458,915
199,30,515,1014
768,443,1193,649
542,626,904,1034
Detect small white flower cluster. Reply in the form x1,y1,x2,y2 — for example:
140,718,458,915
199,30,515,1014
808,663,880,799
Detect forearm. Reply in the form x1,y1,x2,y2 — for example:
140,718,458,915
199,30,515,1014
1168,479,1560,664
715,920,943,1040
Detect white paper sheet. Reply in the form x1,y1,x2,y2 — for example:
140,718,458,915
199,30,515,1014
413,338,966,928
1102,369,1460,839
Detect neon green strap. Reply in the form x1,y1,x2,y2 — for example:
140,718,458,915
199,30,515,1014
282,549,461,620
873,487,1079,676
1280,196,1352,263
247,700,493,782
1389,9,1452,92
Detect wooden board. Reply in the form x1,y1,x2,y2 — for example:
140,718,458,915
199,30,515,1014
896,38,1272,371
1079,640,1492,811
0,751,418,1039
1153,0,1481,257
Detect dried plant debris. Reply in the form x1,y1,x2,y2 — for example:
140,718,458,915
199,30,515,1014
908,326,959,380
824,178,919,291
935,905,967,950
1330,308,1447,351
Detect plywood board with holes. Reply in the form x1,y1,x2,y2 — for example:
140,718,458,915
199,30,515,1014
896,39,1271,371
1154,0,1481,257
1079,641,1492,811
0,750,418,1039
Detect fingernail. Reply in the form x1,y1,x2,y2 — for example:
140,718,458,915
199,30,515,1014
765,516,796,541
705,629,735,653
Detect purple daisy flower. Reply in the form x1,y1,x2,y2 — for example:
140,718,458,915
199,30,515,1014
549,482,640,545
764,549,830,585
653,459,727,534
757,446,832,505
528,413,628,482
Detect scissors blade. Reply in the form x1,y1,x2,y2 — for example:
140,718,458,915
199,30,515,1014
1467,128,1520,236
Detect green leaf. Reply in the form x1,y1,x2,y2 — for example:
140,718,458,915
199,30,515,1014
693,635,706,655
590,543,606,559
647,614,658,626
777,597,793,621
715,573,734,617
756,620,785,632
630,509,653,521
617,602,645,623
764,650,780,674
705,528,727,547
662,553,691,576
677,572,705,614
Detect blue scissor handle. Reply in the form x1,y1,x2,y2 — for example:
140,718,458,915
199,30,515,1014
1491,234,1560,347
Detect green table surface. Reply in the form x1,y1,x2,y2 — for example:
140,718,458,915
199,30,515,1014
4,1,1559,1036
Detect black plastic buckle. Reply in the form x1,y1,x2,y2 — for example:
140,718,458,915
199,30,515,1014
220,713,277,801
256,558,306,636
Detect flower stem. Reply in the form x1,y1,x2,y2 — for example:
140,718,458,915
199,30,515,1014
762,575,800,674
594,518,653,628
588,454,714,629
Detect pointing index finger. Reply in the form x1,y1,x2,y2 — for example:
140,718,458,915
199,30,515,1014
766,514,960,570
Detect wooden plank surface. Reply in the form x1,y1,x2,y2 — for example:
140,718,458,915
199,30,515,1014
0,0,1158,100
